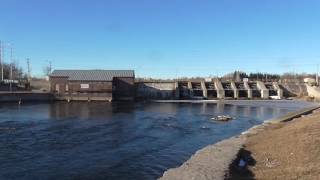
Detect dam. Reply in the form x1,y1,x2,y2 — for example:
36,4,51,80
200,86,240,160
0,79,298,102
136,80,284,100
0,80,284,102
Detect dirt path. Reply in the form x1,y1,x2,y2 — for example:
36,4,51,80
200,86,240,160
227,109,320,180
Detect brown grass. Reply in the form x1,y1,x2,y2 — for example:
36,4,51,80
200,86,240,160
229,109,320,180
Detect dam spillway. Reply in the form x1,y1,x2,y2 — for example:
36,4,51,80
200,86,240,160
136,80,284,100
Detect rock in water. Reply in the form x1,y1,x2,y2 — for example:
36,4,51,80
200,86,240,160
211,115,234,121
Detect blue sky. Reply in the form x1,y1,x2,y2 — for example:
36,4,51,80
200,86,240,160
1,0,320,78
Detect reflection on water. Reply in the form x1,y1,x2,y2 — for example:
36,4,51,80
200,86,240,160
49,102,136,119
0,101,314,180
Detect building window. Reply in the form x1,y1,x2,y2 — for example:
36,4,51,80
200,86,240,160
55,84,59,93
65,84,69,92
80,84,89,89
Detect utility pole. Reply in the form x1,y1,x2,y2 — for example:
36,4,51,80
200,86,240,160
316,64,319,86
0,40,2,81
49,60,52,73
2,44,4,81
266,73,268,82
27,58,31,82
10,47,13,79
10,46,13,91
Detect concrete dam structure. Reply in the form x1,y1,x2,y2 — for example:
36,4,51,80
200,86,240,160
136,80,284,100
0,80,288,102
45,69,293,101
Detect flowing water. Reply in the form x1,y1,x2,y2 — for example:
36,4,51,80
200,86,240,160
0,101,314,180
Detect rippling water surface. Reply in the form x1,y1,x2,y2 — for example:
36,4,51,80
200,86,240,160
0,101,314,180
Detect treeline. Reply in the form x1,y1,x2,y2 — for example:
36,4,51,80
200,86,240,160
222,71,280,81
137,71,316,83
244,72,280,80
0,62,26,80
222,71,315,82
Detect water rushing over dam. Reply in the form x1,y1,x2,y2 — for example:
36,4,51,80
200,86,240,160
0,101,314,179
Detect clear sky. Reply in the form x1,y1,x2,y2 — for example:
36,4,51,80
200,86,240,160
1,0,320,78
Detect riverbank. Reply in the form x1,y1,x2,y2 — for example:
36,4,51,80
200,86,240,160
227,106,320,179
160,105,320,180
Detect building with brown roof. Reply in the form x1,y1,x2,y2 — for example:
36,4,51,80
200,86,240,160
49,70,135,101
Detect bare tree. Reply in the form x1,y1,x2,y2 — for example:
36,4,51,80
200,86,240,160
43,61,52,76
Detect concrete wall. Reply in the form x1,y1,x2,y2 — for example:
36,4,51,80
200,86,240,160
243,81,253,98
257,81,269,99
113,77,135,100
306,84,320,99
201,81,207,98
55,93,112,102
280,82,307,97
214,80,225,99
135,82,177,99
272,82,283,99
230,82,239,98
135,81,293,100
0,92,54,102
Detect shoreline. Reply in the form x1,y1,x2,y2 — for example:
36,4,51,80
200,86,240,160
159,104,320,180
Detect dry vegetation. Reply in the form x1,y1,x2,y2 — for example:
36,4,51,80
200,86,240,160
228,109,320,180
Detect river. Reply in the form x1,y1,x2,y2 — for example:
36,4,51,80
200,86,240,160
0,101,314,180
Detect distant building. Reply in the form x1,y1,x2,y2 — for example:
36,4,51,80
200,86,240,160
304,78,316,86
242,78,249,82
49,70,135,101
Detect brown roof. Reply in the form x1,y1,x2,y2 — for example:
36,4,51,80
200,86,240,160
50,70,134,81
